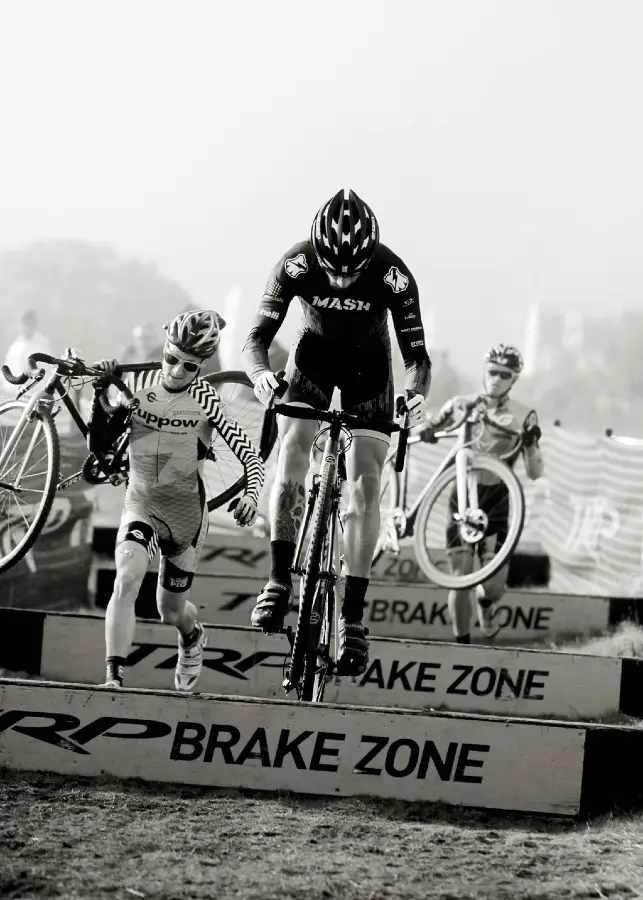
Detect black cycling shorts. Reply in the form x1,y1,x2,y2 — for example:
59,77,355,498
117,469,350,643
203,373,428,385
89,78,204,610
284,329,394,434
446,482,510,551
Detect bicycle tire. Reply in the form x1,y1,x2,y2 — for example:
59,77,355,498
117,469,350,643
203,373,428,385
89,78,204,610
201,370,277,511
0,402,60,574
289,449,337,701
371,454,401,566
413,453,525,590
304,530,337,703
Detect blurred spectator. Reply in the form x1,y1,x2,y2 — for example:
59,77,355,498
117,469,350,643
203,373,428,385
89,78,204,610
3,309,55,378
120,322,164,364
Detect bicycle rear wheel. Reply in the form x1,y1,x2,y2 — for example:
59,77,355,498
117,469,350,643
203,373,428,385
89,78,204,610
0,401,60,574
288,448,337,702
413,453,525,590
201,370,277,511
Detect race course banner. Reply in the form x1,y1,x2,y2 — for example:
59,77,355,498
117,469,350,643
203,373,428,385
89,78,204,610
6,607,642,722
3,677,643,816
92,569,612,643
0,677,585,815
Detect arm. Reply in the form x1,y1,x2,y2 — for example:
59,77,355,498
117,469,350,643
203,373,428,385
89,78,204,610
242,249,301,383
521,410,544,480
208,401,265,505
417,397,458,442
387,266,432,400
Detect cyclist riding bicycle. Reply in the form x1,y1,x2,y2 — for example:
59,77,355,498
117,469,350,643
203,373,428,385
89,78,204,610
243,188,431,675
418,343,544,642
94,308,265,690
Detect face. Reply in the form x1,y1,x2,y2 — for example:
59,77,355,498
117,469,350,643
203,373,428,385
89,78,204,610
483,364,518,398
325,272,361,291
162,342,203,390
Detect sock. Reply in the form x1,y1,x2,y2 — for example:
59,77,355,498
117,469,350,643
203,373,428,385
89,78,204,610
270,540,296,587
105,656,125,686
341,575,369,622
475,585,493,609
456,634,471,645
179,622,202,648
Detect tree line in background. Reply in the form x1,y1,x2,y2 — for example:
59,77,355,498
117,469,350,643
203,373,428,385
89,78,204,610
1,240,641,438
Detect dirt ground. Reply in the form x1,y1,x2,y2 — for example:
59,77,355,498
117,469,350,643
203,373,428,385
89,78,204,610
2,769,643,900
4,625,643,899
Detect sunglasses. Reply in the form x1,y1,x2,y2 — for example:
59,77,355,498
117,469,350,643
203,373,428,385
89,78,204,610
163,352,201,373
486,369,514,380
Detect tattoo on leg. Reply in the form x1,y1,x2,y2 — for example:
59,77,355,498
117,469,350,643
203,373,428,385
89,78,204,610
273,480,306,542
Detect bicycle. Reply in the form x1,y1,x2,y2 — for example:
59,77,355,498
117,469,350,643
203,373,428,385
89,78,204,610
373,394,526,591
0,350,276,574
259,393,409,702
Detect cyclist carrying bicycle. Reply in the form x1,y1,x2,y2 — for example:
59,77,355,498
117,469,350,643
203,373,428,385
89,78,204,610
419,343,543,642
93,309,265,690
243,189,431,674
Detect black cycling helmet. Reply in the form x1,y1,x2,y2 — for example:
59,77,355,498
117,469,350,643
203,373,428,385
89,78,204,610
311,189,380,275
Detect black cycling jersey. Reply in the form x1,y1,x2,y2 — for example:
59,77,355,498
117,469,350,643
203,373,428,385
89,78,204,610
242,240,431,397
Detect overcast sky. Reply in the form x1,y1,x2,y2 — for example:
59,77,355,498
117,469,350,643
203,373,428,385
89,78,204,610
1,0,642,373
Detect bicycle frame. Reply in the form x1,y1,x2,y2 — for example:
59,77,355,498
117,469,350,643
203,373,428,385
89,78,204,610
388,408,522,542
0,369,91,493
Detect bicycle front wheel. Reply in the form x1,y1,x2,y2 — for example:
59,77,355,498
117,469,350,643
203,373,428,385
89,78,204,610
202,370,277,511
303,528,337,703
290,449,337,702
413,454,525,590
0,401,60,574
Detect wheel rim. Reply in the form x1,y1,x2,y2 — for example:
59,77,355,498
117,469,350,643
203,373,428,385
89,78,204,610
414,455,525,590
0,403,56,567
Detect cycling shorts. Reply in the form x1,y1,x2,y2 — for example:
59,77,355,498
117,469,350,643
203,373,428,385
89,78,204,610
284,329,394,440
116,478,209,572
445,482,509,551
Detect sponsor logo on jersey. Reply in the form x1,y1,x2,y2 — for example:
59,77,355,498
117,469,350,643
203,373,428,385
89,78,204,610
146,392,157,403
284,254,308,278
259,307,280,320
403,297,414,307
311,297,371,311
131,529,145,540
136,408,199,429
404,313,416,320
384,266,409,293
411,340,424,348
400,326,423,333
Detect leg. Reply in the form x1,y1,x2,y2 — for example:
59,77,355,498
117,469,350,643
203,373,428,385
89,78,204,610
336,433,389,675
252,331,331,632
342,433,389,614
473,536,509,641
335,337,393,674
445,547,476,644
104,517,157,686
156,507,209,692
250,413,319,631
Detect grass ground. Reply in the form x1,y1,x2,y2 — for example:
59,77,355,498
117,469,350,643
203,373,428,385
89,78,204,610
4,625,643,899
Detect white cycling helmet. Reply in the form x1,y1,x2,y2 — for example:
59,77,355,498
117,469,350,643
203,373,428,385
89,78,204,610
163,309,226,359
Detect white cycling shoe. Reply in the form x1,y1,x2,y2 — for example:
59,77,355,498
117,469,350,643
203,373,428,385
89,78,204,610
175,622,207,691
